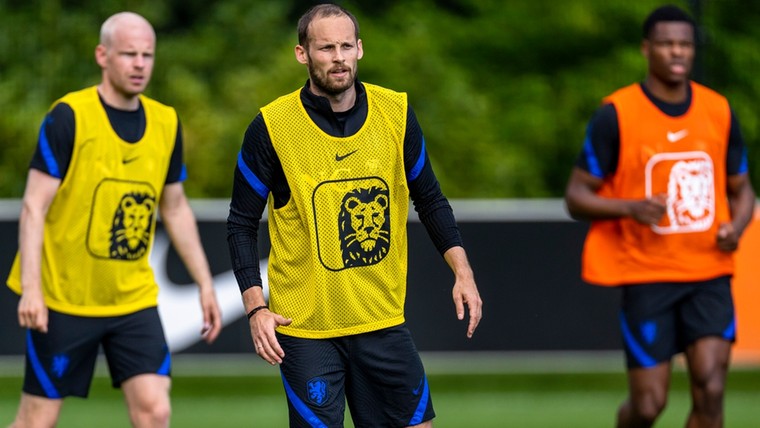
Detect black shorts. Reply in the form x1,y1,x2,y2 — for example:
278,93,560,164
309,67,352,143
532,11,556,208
620,275,735,369
24,307,170,398
277,324,435,427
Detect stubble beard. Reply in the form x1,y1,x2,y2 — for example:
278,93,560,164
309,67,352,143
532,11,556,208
307,59,355,96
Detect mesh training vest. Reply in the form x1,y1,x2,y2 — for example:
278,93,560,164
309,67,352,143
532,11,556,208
261,83,410,338
582,82,734,286
7,87,177,316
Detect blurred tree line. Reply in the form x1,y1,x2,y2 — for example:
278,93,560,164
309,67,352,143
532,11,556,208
1,0,758,198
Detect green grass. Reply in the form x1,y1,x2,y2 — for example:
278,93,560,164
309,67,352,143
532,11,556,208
1,355,758,427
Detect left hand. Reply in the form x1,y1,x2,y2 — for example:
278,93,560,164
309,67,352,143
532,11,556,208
453,276,483,339
199,286,222,343
717,222,739,252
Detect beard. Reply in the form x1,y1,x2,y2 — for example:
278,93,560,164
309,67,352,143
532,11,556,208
307,57,355,96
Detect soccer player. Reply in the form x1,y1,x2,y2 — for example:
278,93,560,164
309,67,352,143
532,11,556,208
565,5,755,427
6,12,222,428
227,4,483,427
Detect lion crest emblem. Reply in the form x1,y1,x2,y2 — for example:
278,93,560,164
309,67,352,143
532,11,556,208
109,192,156,260
339,185,390,268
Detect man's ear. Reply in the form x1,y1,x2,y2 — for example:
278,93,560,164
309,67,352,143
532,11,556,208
295,44,308,65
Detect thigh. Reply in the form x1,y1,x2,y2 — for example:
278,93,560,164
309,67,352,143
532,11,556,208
679,276,735,347
620,283,686,369
278,333,347,428
347,325,435,427
23,310,102,398
102,307,171,388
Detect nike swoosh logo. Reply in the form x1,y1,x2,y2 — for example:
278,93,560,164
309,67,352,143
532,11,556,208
666,129,688,143
335,149,358,161
122,156,140,164
152,232,270,352
412,378,424,396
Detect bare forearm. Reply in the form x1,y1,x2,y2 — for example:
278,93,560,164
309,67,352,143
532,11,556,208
18,202,46,294
161,202,213,291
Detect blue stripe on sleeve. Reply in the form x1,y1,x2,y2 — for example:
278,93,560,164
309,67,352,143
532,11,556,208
281,372,327,428
237,151,269,199
178,164,188,182
619,312,657,368
738,148,749,174
26,330,61,399
38,116,62,178
409,136,427,182
582,124,603,178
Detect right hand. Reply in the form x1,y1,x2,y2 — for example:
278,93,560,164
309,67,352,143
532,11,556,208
249,308,292,365
629,194,667,225
18,289,48,333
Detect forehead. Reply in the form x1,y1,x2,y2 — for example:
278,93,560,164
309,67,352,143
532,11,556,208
650,21,694,42
110,21,155,50
307,15,356,45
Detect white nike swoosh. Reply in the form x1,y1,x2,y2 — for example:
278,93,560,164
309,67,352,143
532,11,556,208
152,231,269,352
667,129,688,143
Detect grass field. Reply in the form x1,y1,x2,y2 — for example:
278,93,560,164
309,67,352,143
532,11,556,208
1,352,758,427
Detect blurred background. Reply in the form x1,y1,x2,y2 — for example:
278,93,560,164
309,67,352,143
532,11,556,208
1,0,759,199
2,2,760,425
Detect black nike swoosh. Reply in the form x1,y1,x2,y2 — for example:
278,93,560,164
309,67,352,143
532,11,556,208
122,156,140,164
335,149,358,161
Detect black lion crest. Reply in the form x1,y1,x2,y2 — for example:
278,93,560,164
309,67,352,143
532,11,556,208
110,192,155,260
339,186,390,268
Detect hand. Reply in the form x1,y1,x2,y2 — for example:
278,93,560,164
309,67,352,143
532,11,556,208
453,276,482,339
717,222,739,252
629,194,667,225
18,289,48,333
199,286,222,344
249,308,292,365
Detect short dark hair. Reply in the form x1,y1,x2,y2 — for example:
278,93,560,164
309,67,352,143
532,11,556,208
297,3,360,48
642,4,696,39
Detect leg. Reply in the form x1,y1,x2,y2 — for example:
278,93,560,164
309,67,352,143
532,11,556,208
102,309,172,428
277,333,347,427
10,393,63,428
617,361,671,428
684,337,731,428
347,325,435,427
121,374,171,428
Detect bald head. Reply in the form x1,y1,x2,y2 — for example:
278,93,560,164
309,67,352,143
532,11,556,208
100,12,155,48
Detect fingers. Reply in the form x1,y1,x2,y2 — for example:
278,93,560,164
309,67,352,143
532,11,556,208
717,222,738,252
464,294,483,339
200,306,222,344
18,300,48,333
250,313,292,365
453,293,465,321
453,285,483,338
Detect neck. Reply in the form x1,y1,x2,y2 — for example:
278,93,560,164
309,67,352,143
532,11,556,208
97,83,140,111
310,84,356,113
643,76,689,104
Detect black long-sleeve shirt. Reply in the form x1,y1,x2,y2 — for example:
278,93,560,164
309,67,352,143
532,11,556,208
227,80,463,293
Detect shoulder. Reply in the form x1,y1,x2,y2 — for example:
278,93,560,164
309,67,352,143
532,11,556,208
602,83,642,105
139,94,177,115
691,81,729,109
363,82,406,99
57,86,99,109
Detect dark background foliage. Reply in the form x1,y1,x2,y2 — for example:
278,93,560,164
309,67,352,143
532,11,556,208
1,0,757,198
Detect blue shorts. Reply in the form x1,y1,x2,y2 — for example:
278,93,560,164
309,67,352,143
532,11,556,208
620,275,735,369
23,307,171,399
277,324,435,427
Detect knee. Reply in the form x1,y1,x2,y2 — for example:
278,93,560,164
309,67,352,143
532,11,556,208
130,399,171,428
630,391,668,423
691,373,726,411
